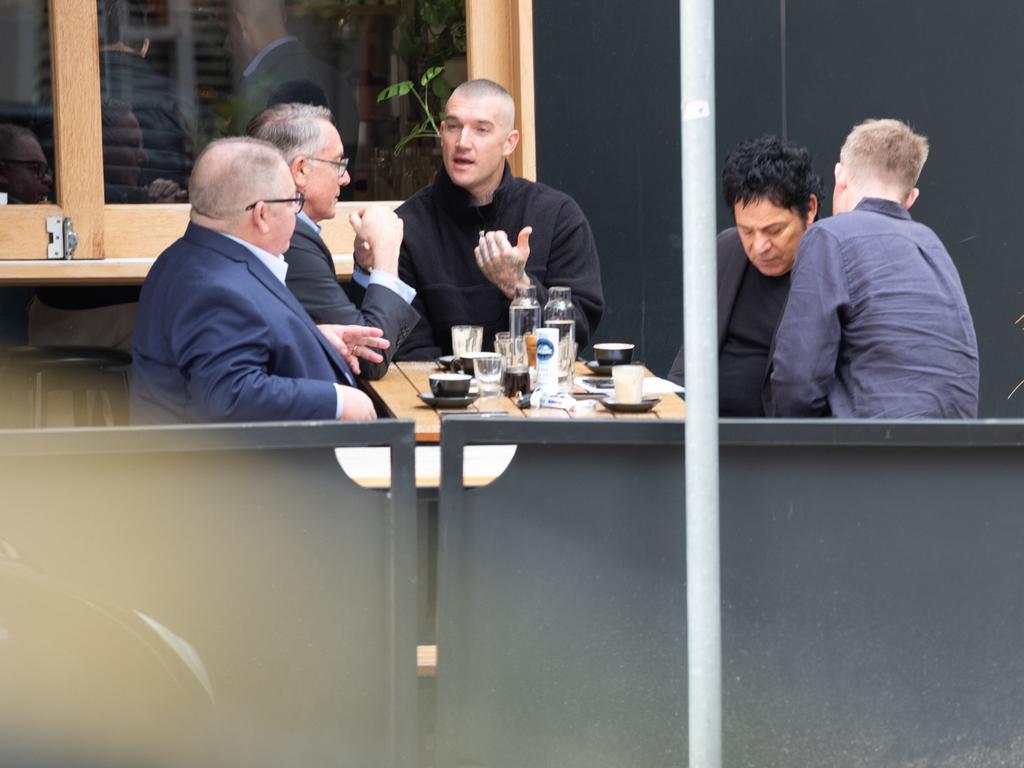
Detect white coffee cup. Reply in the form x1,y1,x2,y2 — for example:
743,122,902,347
612,364,645,404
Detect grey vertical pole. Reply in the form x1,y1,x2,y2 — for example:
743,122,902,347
680,0,722,766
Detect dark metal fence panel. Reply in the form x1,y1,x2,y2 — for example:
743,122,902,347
438,418,1024,768
718,420,1024,767
0,421,417,768
437,418,687,768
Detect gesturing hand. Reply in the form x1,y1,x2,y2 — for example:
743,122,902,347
317,324,390,376
474,226,533,299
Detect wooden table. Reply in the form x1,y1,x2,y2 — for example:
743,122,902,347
364,360,687,444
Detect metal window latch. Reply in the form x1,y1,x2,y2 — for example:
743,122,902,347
46,216,78,260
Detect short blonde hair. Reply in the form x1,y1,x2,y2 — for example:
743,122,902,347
839,119,929,197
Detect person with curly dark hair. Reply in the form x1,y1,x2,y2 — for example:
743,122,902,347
667,135,823,416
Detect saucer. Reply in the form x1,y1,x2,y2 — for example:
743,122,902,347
418,392,479,408
600,396,661,413
435,355,458,371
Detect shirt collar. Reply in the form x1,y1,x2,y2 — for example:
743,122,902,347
855,197,912,220
221,232,289,285
242,36,299,78
296,210,321,234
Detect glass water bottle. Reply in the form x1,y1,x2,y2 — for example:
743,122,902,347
543,286,576,390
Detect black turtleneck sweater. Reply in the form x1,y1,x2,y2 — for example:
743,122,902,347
394,163,604,359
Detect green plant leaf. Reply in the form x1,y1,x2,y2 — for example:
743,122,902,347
420,66,445,87
377,81,415,103
431,76,452,101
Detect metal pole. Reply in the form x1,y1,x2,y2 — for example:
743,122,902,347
680,0,722,765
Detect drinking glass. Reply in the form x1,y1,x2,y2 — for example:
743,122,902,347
612,364,645,403
472,352,505,397
495,334,530,397
451,325,483,357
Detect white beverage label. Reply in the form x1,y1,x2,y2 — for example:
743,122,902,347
535,327,560,392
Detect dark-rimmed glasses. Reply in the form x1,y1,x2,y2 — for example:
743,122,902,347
1,159,51,179
245,192,305,212
307,156,350,176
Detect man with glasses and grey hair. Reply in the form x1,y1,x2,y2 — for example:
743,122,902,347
247,103,418,379
131,137,380,423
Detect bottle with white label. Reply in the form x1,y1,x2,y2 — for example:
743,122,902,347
543,286,575,390
534,327,560,393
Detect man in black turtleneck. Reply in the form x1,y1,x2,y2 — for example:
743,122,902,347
388,79,604,359
666,136,824,416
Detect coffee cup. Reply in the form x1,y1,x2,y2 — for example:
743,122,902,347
612,364,645,404
594,342,635,365
429,372,472,398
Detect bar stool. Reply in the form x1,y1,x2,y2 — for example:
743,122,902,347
0,346,132,427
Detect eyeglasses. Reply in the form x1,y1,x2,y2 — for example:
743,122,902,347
308,156,350,176
245,192,305,212
1,159,51,179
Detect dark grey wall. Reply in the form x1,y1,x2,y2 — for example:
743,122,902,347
533,0,1024,417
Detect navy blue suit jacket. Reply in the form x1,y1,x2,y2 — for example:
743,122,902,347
131,222,354,424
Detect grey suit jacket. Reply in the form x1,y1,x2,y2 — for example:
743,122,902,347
284,217,420,380
666,227,748,386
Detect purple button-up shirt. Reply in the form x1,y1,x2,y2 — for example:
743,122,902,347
768,197,979,418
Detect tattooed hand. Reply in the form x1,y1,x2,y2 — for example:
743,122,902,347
474,227,533,299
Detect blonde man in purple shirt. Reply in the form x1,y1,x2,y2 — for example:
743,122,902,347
768,119,979,418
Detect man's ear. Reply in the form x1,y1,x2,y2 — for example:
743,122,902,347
251,202,271,234
805,193,819,226
834,162,848,191
503,129,520,158
290,155,309,190
903,187,920,210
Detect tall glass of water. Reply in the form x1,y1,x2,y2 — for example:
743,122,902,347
543,286,576,390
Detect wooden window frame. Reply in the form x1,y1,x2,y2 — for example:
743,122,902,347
0,0,535,285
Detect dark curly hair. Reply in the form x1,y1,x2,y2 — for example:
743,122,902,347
721,135,824,221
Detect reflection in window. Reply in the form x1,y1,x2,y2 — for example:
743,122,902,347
96,0,467,203
0,0,54,206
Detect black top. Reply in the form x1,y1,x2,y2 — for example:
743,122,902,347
718,262,789,416
395,163,604,358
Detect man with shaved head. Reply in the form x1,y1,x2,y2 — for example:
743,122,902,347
131,137,378,423
767,119,979,418
389,78,604,358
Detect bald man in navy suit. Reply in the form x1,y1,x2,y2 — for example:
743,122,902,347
131,138,383,423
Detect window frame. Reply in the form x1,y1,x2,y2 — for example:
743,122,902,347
0,0,535,283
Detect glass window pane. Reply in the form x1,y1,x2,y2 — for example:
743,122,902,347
96,0,467,203
0,0,55,206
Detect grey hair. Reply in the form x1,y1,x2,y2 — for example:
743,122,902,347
189,137,289,223
246,103,335,163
